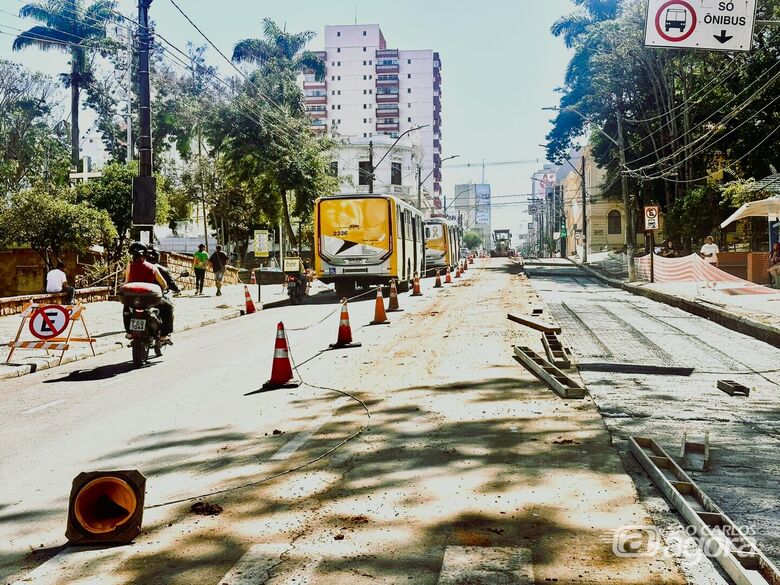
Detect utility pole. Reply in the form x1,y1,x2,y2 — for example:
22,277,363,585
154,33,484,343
126,26,133,163
416,163,422,211
581,153,587,264
616,101,636,281
368,140,374,194
132,0,155,244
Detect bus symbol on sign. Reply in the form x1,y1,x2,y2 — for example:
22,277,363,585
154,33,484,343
645,206,661,231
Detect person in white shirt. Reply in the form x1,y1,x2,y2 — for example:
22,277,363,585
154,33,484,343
46,261,76,304
700,236,720,267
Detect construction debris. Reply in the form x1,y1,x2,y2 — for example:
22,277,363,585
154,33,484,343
541,331,573,369
629,437,780,585
507,313,561,334
190,502,223,516
513,346,585,399
717,380,750,397
680,429,710,471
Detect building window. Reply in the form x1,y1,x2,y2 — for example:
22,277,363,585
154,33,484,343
363,89,367,95
408,74,411,79
331,76,335,81
369,60,372,65
408,59,412,64
337,48,341,53
391,162,402,185
331,90,335,95
337,104,341,109
363,60,367,66
331,105,336,110
359,161,371,186
331,61,335,66
363,30,367,36
337,90,341,95
407,88,412,94
330,161,338,176
369,89,373,94
363,47,367,52
337,61,341,66
337,31,341,37
608,210,622,235
338,76,341,80
363,75,367,80
408,103,412,108
408,117,412,122
363,104,367,109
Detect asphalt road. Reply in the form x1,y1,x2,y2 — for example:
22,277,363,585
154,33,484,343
527,265,780,577
1,260,692,585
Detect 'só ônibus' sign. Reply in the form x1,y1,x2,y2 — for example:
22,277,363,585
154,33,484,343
644,0,757,52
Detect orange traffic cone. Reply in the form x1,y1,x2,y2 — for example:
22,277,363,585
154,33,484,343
447,267,454,282
462,259,468,272
244,285,257,314
411,273,422,297
469,255,474,265
387,279,403,312
434,270,443,288
249,269,257,285
370,287,390,325
329,298,362,349
262,322,300,390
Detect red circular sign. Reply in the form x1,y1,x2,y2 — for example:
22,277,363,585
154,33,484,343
29,305,70,340
655,0,697,43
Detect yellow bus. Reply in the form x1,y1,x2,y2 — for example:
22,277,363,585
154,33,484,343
424,218,462,272
314,194,425,297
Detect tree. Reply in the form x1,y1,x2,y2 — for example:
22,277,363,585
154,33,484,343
463,230,483,250
0,186,117,269
0,60,70,193
74,161,170,259
12,0,119,167
232,18,325,111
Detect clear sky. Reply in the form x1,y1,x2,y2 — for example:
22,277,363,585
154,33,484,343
0,0,574,234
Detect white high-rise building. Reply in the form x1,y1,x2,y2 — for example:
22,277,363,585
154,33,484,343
303,24,443,210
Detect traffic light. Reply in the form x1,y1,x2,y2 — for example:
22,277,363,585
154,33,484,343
66,470,146,545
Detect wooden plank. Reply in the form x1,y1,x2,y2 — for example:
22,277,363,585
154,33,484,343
629,437,780,585
513,346,585,399
507,313,561,334
577,363,694,376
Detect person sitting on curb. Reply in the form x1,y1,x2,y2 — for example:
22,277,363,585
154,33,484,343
46,261,76,304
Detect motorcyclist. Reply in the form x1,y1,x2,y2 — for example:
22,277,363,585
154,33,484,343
286,249,308,297
124,243,174,342
145,246,180,294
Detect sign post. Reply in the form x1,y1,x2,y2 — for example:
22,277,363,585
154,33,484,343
254,229,270,302
644,206,661,283
645,0,757,52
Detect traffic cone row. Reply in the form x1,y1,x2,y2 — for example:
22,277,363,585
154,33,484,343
411,273,422,296
330,298,361,349
387,279,403,312
261,322,300,390
244,285,257,315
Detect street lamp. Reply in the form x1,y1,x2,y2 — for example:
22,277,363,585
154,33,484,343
418,154,459,211
368,125,429,194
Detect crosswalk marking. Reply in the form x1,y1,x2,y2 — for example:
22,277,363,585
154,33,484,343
217,544,319,585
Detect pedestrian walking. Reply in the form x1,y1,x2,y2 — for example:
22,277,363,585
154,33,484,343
768,242,780,288
699,236,720,267
46,261,76,304
209,244,229,297
193,244,209,295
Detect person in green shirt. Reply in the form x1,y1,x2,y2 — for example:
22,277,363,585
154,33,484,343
192,244,209,295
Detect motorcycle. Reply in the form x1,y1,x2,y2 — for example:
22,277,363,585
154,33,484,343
285,273,307,304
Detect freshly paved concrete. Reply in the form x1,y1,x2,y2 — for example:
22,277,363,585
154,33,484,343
527,264,780,578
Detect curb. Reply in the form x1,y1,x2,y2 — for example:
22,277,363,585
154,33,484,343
575,262,780,350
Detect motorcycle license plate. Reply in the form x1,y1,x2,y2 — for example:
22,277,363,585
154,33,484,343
129,318,146,332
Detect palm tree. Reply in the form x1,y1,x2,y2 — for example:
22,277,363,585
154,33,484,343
551,0,620,48
12,0,119,168
232,18,325,111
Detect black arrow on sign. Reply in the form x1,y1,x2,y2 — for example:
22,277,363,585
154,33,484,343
714,30,733,44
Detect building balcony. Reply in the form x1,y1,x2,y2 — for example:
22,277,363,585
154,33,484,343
307,110,327,119
376,49,399,58
303,80,326,89
376,93,400,103
310,124,327,133
305,95,327,105
376,106,400,117
376,122,400,132
376,77,400,86
376,64,399,74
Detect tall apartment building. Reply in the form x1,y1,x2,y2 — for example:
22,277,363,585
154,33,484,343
303,24,443,207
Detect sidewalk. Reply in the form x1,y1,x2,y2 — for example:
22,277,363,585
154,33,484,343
571,257,780,348
0,281,331,381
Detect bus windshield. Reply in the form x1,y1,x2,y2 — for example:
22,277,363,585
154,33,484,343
318,197,391,260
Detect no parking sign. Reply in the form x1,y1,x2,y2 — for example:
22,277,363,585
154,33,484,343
29,305,70,340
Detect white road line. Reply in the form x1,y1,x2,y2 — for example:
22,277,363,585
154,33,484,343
217,544,319,585
20,399,66,416
437,546,534,585
270,397,350,461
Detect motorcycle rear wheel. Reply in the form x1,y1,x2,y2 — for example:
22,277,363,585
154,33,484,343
131,339,148,367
